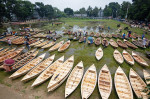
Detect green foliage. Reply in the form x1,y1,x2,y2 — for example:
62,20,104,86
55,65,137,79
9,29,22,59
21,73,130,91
64,8,74,16
44,5,54,20
87,6,93,17
35,2,45,18
92,7,99,17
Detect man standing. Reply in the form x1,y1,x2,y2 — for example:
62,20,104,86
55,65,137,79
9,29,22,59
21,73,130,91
8,39,11,47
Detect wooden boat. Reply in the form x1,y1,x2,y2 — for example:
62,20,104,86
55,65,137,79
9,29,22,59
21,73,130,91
34,40,49,47
102,38,109,47
49,40,64,52
0,48,9,56
117,34,122,39
95,33,100,38
13,49,36,63
143,69,150,85
28,38,39,45
132,51,149,66
79,37,84,43
65,61,84,98
41,41,55,49
0,48,3,51
129,68,148,98
122,50,134,65
117,39,128,49
0,47,24,63
101,33,106,38
131,35,136,39
9,53,46,79
98,64,112,99
107,34,112,38
109,39,118,48
95,47,103,60
113,50,124,64
11,50,39,71
115,67,133,99
31,56,64,87
47,55,74,92
0,48,10,57
12,37,25,44
0,48,16,57
94,38,101,46
81,64,97,99
146,51,150,58
21,54,55,82
30,39,44,47
90,32,95,37
58,40,70,52
112,34,118,38
124,39,138,49
132,39,144,48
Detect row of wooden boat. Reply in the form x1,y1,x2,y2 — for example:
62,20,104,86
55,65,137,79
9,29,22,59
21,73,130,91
8,54,149,98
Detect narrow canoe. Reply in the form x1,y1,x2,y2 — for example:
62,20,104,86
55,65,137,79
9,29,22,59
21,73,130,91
129,68,148,98
30,39,44,47
0,48,9,56
41,41,55,49
21,54,55,82
49,40,64,52
90,32,95,37
47,55,74,92
98,64,112,99
143,69,150,85
65,61,84,98
0,48,16,57
0,47,24,63
117,39,128,49
132,39,144,48
58,40,70,52
122,50,134,65
12,37,25,44
109,39,118,48
95,47,103,60
124,39,138,49
31,56,64,87
95,38,101,46
107,34,112,38
95,33,100,38
102,38,109,47
113,50,124,64
81,64,97,99
115,67,133,99
101,33,106,38
132,51,149,67
34,40,49,47
9,53,46,79
11,50,39,71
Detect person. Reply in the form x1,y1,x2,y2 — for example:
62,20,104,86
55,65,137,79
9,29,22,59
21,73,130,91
24,40,30,50
14,32,17,36
103,40,107,48
55,32,57,35
84,36,86,46
108,26,110,32
122,33,126,39
25,35,29,41
128,30,131,37
53,37,56,42
75,32,77,37
83,31,86,36
85,32,88,36
3,65,12,72
4,32,7,36
49,30,51,34
142,33,145,40
8,39,11,46
79,32,81,36
142,38,146,48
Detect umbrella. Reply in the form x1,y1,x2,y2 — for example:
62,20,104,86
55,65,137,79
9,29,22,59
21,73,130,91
4,59,15,66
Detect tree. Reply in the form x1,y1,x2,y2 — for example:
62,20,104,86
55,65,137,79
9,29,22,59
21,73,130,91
92,7,99,17
35,2,45,18
53,7,66,18
79,7,86,14
44,5,54,20
120,1,131,19
103,5,112,17
64,8,73,16
87,6,92,17
0,0,6,24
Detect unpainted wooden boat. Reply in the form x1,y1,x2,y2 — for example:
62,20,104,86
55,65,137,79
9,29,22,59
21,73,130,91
11,50,39,71
101,33,106,38
143,69,150,85
49,40,64,52
81,64,97,99
113,50,124,64
102,38,109,47
47,55,74,92
107,34,112,38
124,39,138,49
65,61,84,98
98,64,112,99
0,48,16,57
115,67,133,99
58,40,70,52
79,37,84,43
12,37,25,44
122,50,134,65
109,39,118,48
41,41,55,49
95,47,103,60
90,32,95,37
95,33,100,38
132,51,149,66
0,47,24,63
117,39,128,49
34,40,49,47
129,68,148,99
132,39,144,48
0,48,9,56
94,38,101,46
31,56,64,87
21,54,55,82
9,53,46,79
30,39,44,47
117,33,122,39
112,34,118,38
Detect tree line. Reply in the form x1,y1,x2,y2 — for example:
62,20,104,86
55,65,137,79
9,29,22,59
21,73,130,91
0,0,150,23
